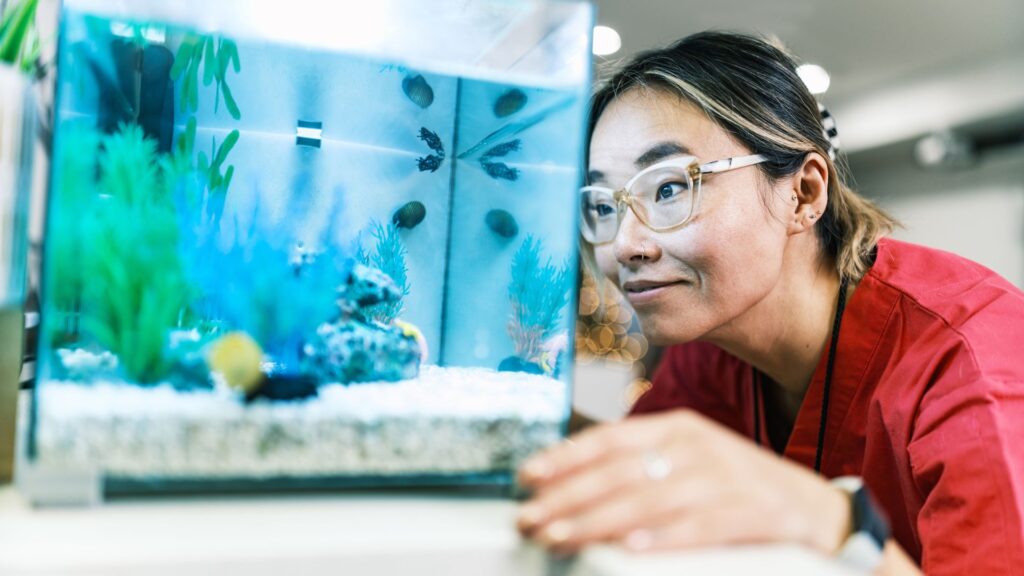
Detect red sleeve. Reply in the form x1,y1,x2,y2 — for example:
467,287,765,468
908,375,1024,574
630,342,753,438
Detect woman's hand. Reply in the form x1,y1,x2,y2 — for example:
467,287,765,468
516,409,851,556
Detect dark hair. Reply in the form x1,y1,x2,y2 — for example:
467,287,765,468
586,31,895,281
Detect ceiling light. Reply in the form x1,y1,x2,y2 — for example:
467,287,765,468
797,63,831,95
592,25,621,56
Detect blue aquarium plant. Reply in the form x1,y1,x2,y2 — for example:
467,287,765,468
502,234,571,375
356,221,410,325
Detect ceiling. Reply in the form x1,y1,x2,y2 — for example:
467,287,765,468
587,0,1024,153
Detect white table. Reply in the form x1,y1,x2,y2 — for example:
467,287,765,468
0,485,859,576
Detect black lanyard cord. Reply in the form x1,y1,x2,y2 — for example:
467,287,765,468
814,275,850,472
751,275,850,473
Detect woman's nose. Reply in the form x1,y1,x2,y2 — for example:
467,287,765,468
613,208,659,265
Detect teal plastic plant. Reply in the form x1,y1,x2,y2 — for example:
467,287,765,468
507,235,570,362
356,222,410,324
47,124,100,340
68,124,192,384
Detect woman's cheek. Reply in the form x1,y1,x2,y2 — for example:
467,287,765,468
594,245,619,285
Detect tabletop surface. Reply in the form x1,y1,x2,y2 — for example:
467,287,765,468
0,485,859,576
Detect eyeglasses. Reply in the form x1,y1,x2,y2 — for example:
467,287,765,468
579,154,768,244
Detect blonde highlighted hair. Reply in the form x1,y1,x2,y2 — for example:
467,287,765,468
585,31,896,282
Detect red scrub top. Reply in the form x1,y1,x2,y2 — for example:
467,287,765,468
632,238,1024,574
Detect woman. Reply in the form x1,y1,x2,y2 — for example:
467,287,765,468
516,32,1024,574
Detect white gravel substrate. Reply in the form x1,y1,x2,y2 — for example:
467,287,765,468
33,365,568,479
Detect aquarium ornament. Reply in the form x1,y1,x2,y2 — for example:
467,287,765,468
296,120,323,148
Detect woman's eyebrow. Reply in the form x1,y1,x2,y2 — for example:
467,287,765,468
585,141,692,185
635,141,692,169
586,169,606,184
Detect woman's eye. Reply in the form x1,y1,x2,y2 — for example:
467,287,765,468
656,182,687,202
593,203,615,217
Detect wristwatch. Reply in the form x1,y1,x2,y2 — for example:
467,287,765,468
831,476,890,572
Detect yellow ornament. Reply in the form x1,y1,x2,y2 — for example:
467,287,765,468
207,331,265,395
394,319,428,363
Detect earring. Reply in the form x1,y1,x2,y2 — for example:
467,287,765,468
791,195,797,201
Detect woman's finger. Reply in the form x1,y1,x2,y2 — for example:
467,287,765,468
518,410,697,487
531,472,725,553
624,505,780,552
517,440,701,533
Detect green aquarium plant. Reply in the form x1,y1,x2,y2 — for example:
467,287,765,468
506,235,570,368
168,33,243,209
0,0,41,74
46,125,101,341
65,124,192,384
356,221,410,324
171,33,240,119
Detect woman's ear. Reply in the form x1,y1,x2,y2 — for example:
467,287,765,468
786,151,830,236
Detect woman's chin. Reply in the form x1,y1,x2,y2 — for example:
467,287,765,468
637,314,699,346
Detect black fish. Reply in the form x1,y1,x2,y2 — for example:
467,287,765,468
416,155,443,173
482,139,521,159
494,88,527,117
418,127,444,153
403,74,434,109
393,201,426,229
481,161,519,182
415,127,446,173
485,209,519,239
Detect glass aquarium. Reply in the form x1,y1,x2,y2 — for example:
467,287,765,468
21,0,591,502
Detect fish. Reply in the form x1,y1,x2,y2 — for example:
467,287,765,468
418,127,444,153
481,161,519,182
482,139,521,159
415,127,445,173
402,74,434,109
392,200,426,229
485,209,519,239
494,88,527,117
458,96,575,160
207,331,265,395
416,155,443,173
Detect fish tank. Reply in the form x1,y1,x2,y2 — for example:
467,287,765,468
19,0,592,504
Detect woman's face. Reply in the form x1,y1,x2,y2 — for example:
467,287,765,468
589,88,793,345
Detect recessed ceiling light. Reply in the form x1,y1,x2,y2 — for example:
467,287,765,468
797,63,831,95
593,25,621,56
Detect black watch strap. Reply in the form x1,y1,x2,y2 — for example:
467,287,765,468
852,480,891,548
832,476,890,570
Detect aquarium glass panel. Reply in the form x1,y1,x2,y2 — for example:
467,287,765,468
27,0,591,496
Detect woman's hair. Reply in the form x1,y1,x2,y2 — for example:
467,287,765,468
584,31,896,282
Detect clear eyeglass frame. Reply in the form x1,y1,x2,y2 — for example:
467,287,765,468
579,153,768,244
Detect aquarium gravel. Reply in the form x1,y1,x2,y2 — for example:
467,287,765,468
33,366,566,479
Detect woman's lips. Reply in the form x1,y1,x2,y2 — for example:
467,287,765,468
622,280,686,305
